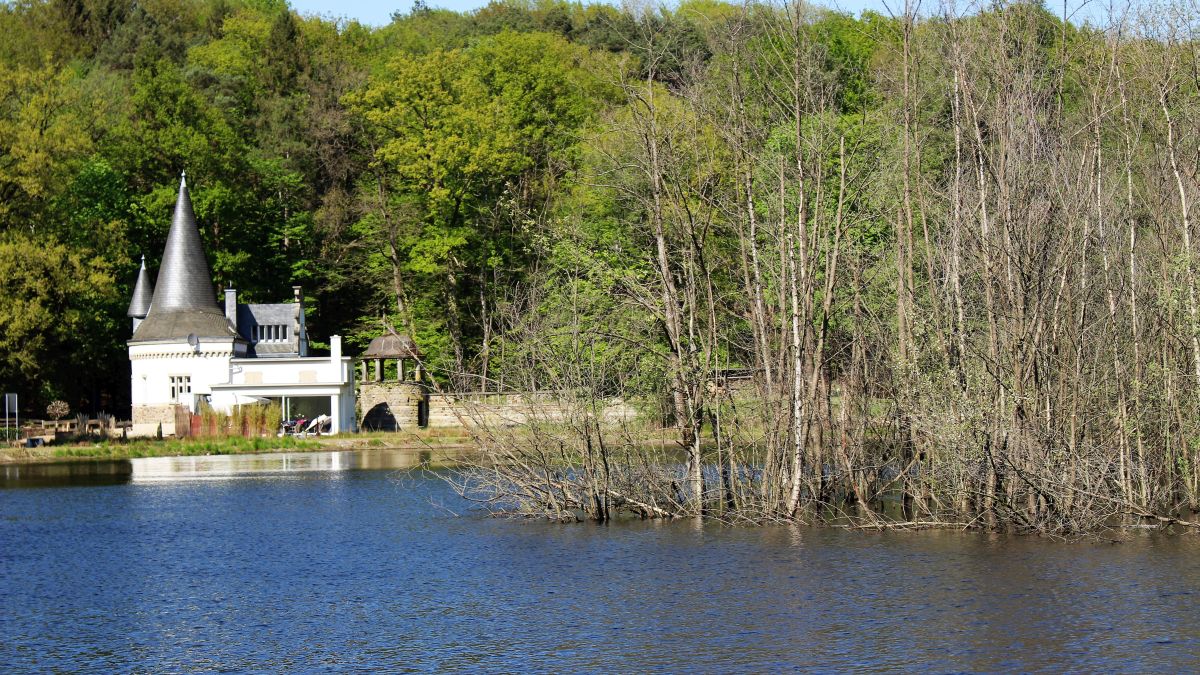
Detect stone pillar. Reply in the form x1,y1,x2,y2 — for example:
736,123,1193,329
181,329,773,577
374,359,382,382
399,358,406,382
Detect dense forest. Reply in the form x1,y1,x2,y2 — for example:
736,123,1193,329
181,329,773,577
4,0,1200,532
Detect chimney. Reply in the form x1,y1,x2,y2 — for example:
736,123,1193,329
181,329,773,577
293,286,308,357
225,288,237,330
330,335,342,379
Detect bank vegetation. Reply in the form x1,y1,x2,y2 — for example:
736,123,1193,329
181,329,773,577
447,0,1200,537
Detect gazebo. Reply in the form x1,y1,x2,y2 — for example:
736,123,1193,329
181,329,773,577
357,333,425,431
359,333,423,383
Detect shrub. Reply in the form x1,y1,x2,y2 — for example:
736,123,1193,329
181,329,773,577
46,400,69,420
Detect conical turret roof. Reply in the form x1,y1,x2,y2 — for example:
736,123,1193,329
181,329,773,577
150,173,220,314
129,173,242,343
126,255,154,318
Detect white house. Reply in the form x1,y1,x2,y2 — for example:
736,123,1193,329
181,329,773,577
127,174,356,436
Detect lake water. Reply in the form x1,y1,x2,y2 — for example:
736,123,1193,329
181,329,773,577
2,450,1200,672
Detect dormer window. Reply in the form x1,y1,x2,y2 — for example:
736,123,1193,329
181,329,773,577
253,324,289,343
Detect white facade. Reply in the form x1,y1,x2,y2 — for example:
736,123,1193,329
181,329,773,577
211,337,356,434
129,340,243,412
129,336,356,437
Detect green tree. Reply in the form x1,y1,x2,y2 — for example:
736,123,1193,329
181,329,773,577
345,30,611,377
0,61,94,228
0,232,117,407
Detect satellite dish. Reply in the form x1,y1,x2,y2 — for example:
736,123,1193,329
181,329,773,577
187,333,199,353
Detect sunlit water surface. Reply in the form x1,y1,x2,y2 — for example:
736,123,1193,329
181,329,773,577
2,450,1199,672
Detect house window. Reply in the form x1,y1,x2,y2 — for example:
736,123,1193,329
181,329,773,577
170,375,192,401
252,324,289,343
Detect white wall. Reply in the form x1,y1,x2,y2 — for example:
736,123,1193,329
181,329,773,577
227,357,347,386
131,335,358,435
337,390,357,433
129,340,241,413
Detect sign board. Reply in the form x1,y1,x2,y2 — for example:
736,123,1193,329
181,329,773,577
3,392,13,442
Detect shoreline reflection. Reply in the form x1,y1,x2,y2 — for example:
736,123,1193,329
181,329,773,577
1,448,464,488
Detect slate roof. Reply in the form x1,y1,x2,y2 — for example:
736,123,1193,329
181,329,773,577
126,255,154,318
130,174,243,343
131,310,243,342
238,303,302,357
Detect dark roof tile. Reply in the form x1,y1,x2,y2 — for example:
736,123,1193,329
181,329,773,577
362,333,421,358
126,255,154,318
130,308,241,342
148,173,220,315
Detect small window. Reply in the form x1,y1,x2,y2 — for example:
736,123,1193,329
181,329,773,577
170,375,191,400
252,324,289,343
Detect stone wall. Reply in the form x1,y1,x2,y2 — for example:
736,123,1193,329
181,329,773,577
129,404,180,438
132,404,177,425
355,384,640,432
426,393,636,429
358,381,425,431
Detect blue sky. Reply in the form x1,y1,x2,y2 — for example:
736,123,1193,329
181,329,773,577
286,0,1110,28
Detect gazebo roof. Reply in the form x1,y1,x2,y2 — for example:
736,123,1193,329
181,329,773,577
362,333,421,359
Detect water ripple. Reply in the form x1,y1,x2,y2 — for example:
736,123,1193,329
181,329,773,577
1,464,1199,672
